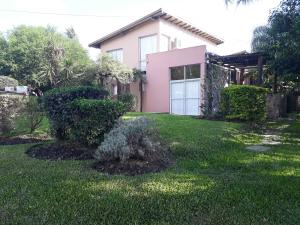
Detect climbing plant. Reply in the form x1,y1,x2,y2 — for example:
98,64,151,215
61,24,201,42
201,63,229,117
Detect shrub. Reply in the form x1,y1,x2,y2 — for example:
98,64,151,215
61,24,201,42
0,76,18,90
70,99,126,146
24,96,44,133
118,93,137,112
43,86,109,140
220,85,269,123
95,117,163,162
0,94,26,136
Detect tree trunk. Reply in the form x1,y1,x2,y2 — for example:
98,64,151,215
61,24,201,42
116,78,122,96
273,73,278,93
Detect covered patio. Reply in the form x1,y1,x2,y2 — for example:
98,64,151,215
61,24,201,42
207,51,267,85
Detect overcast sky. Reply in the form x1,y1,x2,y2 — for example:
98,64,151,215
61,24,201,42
0,0,281,59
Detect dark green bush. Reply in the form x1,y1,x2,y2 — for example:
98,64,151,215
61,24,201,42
70,99,126,146
118,93,137,112
220,85,269,123
43,86,109,140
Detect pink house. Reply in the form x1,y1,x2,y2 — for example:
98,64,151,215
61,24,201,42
89,9,224,115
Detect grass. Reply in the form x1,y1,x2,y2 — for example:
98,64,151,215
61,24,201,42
1,113,300,225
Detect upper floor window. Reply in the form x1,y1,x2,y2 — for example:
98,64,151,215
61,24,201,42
139,34,157,71
160,35,170,52
107,48,123,63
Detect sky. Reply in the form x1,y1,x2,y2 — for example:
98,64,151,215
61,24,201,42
0,0,282,59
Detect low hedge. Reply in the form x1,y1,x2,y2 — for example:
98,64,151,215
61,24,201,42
220,85,269,123
43,86,109,140
70,99,126,146
118,93,137,112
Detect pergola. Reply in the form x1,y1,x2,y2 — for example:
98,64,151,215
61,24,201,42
207,51,267,85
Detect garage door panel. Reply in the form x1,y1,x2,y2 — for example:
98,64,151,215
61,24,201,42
185,81,199,98
171,99,184,115
170,79,200,115
171,82,184,99
185,99,199,115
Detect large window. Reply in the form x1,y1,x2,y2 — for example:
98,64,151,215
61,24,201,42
139,34,157,71
170,64,201,80
107,49,123,63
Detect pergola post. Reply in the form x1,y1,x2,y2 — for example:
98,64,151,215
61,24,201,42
240,68,245,85
257,56,263,86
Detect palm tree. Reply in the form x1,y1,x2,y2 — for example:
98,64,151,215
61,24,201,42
225,0,255,5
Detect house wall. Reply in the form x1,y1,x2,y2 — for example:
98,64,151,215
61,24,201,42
143,45,207,113
101,20,160,68
101,20,160,111
159,19,218,53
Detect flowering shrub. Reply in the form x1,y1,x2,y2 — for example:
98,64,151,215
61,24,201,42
95,117,161,162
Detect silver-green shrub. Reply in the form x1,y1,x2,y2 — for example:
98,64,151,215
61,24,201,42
95,116,158,162
0,94,27,136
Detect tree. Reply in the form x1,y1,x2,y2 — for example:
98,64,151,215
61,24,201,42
65,27,77,39
0,33,11,75
4,25,91,88
251,0,300,92
225,0,254,5
97,54,134,95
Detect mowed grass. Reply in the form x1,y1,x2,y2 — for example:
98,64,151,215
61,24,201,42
1,113,300,225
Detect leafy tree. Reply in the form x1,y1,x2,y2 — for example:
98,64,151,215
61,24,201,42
251,0,300,92
65,27,77,39
0,33,11,75
83,54,134,94
5,25,91,88
225,0,254,5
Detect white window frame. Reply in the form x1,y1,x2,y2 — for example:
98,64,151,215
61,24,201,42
107,48,123,63
138,34,158,71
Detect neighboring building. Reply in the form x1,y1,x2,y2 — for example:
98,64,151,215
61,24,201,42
89,8,224,115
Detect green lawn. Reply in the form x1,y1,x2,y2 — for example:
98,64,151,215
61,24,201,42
1,113,300,225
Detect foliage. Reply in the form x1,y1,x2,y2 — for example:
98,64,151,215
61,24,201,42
118,93,137,112
220,85,269,123
201,64,229,116
43,86,108,140
0,76,18,89
0,94,26,136
95,117,159,162
225,0,254,5
251,0,300,92
0,33,11,76
2,25,91,88
24,96,44,133
70,99,126,146
1,113,300,224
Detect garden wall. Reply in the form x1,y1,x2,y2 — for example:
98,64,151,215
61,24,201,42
266,93,287,120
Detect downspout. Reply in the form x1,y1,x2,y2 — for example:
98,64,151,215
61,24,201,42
139,78,143,112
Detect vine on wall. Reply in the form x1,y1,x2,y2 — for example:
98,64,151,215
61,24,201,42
201,63,229,117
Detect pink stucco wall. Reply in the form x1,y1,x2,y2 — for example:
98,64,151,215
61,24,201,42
143,45,207,113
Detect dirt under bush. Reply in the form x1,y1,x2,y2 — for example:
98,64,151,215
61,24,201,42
26,142,95,160
0,134,51,145
93,149,174,176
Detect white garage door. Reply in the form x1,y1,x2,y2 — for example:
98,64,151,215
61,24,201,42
170,64,201,116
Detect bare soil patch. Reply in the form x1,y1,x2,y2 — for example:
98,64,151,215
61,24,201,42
93,149,174,176
26,142,95,160
0,134,51,145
